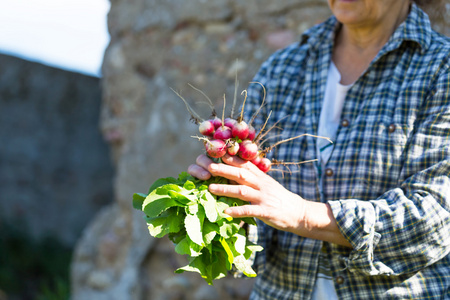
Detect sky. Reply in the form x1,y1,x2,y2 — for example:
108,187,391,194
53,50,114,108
0,0,110,77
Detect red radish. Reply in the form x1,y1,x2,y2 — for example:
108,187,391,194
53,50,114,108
211,117,222,129
251,155,261,166
199,120,215,136
232,120,249,140
213,126,232,140
205,139,227,158
224,118,236,130
247,125,256,141
257,157,271,173
227,141,240,156
238,139,259,161
173,81,332,174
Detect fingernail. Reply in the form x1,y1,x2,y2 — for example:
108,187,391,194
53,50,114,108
210,164,217,171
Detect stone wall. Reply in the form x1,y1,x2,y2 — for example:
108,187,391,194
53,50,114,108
0,54,114,246
71,1,450,299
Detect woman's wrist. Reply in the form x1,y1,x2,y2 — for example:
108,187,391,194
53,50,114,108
291,200,352,248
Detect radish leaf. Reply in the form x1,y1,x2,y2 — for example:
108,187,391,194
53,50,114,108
133,172,263,285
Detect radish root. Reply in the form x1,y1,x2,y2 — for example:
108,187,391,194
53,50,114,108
248,81,266,127
188,83,217,117
261,133,332,155
171,88,203,124
231,69,239,119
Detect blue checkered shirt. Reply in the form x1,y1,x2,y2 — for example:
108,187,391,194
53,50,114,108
244,4,450,299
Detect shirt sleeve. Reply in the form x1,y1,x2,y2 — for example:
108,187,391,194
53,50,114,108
328,65,450,276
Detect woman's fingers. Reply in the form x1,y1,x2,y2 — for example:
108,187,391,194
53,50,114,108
209,183,261,203
221,154,260,172
224,204,262,218
187,154,213,180
187,164,211,180
207,156,262,188
195,154,214,169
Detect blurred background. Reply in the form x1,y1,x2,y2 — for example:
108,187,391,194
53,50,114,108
0,0,112,299
0,0,448,299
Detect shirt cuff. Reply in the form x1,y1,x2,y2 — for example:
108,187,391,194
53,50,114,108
328,200,393,276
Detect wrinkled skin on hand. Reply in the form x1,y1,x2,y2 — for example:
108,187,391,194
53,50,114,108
188,154,307,234
188,154,352,248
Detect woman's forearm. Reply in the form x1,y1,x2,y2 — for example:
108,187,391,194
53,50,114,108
292,201,352,248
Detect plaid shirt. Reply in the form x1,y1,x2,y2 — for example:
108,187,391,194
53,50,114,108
244,4,450,299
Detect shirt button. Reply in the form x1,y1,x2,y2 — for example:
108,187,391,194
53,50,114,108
325,168,334,177
341,119,350,127
388,124,396,133
335,276,345,285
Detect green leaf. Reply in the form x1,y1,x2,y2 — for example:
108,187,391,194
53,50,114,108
163,208,185,233
145,208,184,238
233,255,257,277
199,191,218,223
219,196,247,208
215,196,247,221
168,229,186,244
246,241,264,253
198,184,208,191
132,193,147,210
218,220,240,239
215,201,233,221
168,190,197,205
135,171,265,285
233,230,247,255
146,217,169,238
202,221,219,245
244,240,264,259
175,255,213,285
186,202,199,215
175,256,204,275
185,208,205,246
143,184,188,217
183,180,196,190
148,177,178,194
143,193,180,218
155,183,183,194
174,237,202,257
210,251,228,281
178,171,194,182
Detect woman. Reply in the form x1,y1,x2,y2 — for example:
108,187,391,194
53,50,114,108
188,0,450,298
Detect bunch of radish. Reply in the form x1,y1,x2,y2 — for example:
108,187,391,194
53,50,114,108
199,116,271,172
173,81,275,173
134,79,332,284
172,80,332,174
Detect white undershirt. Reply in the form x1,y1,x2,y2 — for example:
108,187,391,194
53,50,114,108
312,62,352,300
316,62,352,167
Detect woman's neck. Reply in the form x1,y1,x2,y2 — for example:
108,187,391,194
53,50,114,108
338,4,409,52
332,4,410,85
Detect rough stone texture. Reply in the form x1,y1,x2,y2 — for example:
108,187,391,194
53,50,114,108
71,1,450,299
0,54,114,246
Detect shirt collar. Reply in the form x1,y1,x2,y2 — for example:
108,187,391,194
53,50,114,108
388,2,432,54
300,3,432,54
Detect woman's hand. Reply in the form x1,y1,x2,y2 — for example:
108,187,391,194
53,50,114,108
188,154,352,247
189,154,307,233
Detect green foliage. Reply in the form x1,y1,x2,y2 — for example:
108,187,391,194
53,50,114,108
133,172,263,285
36,277,70,300
0,221,71,299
